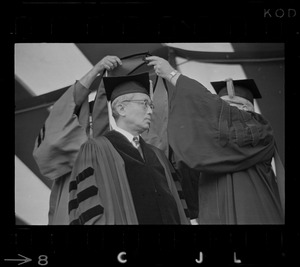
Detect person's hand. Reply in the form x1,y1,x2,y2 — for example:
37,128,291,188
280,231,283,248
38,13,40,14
78,55,122,92
94,55,122,73
190,219,199,225
145,56,175,80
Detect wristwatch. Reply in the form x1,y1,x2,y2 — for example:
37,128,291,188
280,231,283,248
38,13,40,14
169,70,178,80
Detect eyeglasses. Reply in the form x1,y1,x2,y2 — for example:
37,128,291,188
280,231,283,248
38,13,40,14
122,99,155,110
226,100,245,106
225,99,254,111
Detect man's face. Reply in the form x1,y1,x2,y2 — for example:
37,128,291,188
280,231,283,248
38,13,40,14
122,93,153,134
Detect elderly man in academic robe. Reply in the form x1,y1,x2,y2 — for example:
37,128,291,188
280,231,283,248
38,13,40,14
33,55,189,225
146,56,284,224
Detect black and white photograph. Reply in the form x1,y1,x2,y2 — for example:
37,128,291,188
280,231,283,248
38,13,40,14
15,43,285,226
7,0,299,266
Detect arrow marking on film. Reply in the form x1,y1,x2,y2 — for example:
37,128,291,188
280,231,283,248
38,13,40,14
4,254,32,265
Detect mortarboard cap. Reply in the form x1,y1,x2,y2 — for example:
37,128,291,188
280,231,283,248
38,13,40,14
211,78,262,104
103,72,150,103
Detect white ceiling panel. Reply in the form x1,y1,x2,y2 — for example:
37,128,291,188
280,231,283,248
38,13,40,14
15,43,93,96
15,156,51,225
165,43,234,52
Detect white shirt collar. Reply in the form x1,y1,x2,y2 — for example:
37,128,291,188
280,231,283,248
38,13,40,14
113,125,139,144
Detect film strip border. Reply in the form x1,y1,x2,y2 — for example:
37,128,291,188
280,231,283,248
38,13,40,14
9,1,299,42
5,226,294,266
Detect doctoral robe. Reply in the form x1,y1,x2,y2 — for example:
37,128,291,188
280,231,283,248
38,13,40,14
33,81,189,225
68,133,189,225
167,75,284,224
33,82,91,224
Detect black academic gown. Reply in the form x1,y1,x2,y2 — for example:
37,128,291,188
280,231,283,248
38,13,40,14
34,81,189,225
104,130,181,224
167,75,284,224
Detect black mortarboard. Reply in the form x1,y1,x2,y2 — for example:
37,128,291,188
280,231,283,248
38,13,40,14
103,72,150,103
211,78,262,104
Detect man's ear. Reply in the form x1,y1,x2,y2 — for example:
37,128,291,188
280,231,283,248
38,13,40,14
116,103,126,117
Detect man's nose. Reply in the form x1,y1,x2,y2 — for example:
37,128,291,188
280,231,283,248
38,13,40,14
147,106,153,114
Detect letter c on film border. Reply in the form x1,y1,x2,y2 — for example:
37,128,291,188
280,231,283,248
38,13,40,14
117,251,127,264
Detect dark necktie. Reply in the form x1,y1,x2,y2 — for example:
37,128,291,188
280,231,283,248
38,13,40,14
133,136,144,159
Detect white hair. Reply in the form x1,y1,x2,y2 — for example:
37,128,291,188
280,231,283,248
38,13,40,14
111,93,135,120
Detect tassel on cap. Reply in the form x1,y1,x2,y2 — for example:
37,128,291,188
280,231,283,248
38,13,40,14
225,78,235,99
